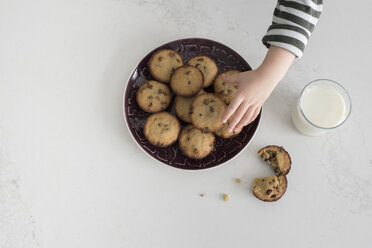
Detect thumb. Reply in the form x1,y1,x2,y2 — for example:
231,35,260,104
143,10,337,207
221,73,240,84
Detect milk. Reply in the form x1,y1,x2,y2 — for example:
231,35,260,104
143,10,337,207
292,80,350,136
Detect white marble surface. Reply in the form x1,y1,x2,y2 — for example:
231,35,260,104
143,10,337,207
0,0,371,247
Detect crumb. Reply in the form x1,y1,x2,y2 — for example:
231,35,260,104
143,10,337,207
200,193,206,197
223,193,229,202
235,178,241,183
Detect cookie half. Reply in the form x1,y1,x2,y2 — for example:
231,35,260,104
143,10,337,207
214,70,240,104
252,175,287,202
136,80,172,113
190,93,227,133
215,116,243,139
170,65,204,97
187,56,218,88
143,112,180,147
258,145,291,175
174,89,206,123
149,49,183,83
178,125,215,159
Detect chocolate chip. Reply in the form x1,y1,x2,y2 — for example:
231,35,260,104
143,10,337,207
261,179,265,182
187,137,190,141
203,66,206,70
209,143,212,147
203,99,209,105
222,82,226,85
234,85,238,89
161,101,166,105
148,95,153,99
218,90,224,95
149,102,152,107
158,89,162,94
199,113,202,116
163,92,168,96
165,128,169,131
210,106,214,112
176,58,180,63
266,189,272,195
272,179,275,183
194,148,198,153
204,127,209,132
270,194,276,198
158,123,162,127
188,80,191,85
185,71,191,75
195,63,200,67
168,52,175,57
228,89,232,93
197,58,204,62
158,56,163,61
189,111,193,115
146,84,153,89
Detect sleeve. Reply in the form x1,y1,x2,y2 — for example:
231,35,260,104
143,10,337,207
262,0,323,58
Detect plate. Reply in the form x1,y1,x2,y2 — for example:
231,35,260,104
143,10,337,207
123,38,261,170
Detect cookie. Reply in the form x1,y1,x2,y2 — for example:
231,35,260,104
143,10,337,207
252,175,287,202
178,125,215,159
143,112,180,147
187,56,218,88
190,93,227,133
214,70,240,104
170,65,204,96
136,80,172,113
174,90,206,123
258,145,291,175
215,116,243,138
149,49,183,83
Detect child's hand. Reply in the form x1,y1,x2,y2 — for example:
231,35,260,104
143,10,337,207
221,70,275,132
221,45,296,133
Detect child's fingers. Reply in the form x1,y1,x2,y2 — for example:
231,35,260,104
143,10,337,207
221,73,239,84
246,107,261,125
234,106,255,130
227,101,250,133
222,95,243,123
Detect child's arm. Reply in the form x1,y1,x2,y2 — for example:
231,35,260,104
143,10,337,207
223,0,323,132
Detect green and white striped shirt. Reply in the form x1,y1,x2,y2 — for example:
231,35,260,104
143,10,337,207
262,0,323,58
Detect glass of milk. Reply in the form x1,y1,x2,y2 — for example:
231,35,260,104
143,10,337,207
292,79,351,136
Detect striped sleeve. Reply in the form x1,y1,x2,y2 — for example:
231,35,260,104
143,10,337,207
262,0,323,58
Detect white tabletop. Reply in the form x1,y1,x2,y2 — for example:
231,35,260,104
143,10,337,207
1,0,371,247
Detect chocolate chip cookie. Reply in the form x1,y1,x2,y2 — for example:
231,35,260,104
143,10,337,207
214,70,240,104
215,116,243,138
187,56,218,88
143,112,180,147
149,49,183,83
136,80,172,113
190,93,226,133
178,125,215,159
170,65,204,96
252,175,287,202
258,145,291,175
174,89,206,123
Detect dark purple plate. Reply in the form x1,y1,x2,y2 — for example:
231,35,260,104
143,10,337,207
123,38,261,170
